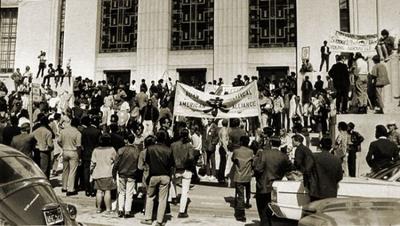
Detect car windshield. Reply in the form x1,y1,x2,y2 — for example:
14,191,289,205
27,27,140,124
0,156,46,185
368,165,400,181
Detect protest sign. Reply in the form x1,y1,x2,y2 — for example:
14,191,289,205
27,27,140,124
174,81,260,118
329,31,378,53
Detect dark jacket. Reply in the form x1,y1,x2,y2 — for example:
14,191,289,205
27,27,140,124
328,62,350,89
170,140,195,170
253,148,292,194
228,127,247,151
320,45,331,57
2,125,21,145
110,132,125,152
366,138,399,171
204,122,219,152
81,126,101,161
294,144,315,189
232,146,254,183
113,145,141,178
146,143,173,177
140,105,159,122
311,151,343,199
294,144,314,174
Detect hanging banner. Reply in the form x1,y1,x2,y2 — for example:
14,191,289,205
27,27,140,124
329,31,378,53
174,81,260,118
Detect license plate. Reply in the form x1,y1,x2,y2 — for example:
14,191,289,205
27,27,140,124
43,207,64,225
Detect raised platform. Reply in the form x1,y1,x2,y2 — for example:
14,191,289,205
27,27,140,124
337,113,400,176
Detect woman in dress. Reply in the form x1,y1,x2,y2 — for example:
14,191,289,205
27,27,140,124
90,133,117,214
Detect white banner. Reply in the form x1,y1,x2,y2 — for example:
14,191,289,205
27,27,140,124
329,31,378,53
204,84,243,95
174,81,260,118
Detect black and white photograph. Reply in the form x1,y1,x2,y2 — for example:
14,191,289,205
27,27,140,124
1,0,400,225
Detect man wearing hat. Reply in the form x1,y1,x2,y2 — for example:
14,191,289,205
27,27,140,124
11,123,34,158
387,122,400,147
366,125,399,172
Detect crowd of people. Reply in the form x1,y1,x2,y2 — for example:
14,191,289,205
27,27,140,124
1,37,400,225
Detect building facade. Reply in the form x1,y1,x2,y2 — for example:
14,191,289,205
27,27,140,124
1,0,400,86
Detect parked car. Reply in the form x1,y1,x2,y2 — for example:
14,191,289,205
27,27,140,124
0,144,80,225
269,161,400,220
299,198,400,226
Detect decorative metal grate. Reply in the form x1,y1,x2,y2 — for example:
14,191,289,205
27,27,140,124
171,0,214,50
0,8,18,73
249,0,296,48
100,0,138,53
58,0,66,66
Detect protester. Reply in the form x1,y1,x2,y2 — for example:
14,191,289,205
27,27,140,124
311,137,343,201
253,137,292,226
376,29,395,61
59,118,82,196
141,130,173,226
387,122,400,147
292,134,315,192
369,55,390,114
10,122,34,158
319,40,331,72
329,55,350,114
366,125,399,172
170,128,195,218
113,134,141,218
347,122,364,177
333,121,348,176
32,116,54,178
91,134,117,214
232,136,253,222
81,116,102,196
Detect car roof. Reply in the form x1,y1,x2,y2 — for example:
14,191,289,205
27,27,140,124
0,144,27,158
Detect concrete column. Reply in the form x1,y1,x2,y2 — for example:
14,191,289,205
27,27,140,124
214,0,248,84
63,0,99,78
15,0,59,70
136,0,170,83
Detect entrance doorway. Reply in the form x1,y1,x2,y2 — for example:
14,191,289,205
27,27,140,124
257,67,289,83
177,68,206,90
104,70,131,86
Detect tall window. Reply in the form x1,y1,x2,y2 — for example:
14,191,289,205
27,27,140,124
249,0,296,48
0,8,18,73
339,0,350,32
58,0,66,66
100,0,138,53
171,0,214,50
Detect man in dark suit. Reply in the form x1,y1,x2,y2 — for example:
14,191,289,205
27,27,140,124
81,116,101,196
253,137,292,226
311,137,343,201
367,125,399,172
292,134,315,191
329,55,350,114
320,40,331,72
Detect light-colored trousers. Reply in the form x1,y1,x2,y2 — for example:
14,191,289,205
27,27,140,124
118,177,136,212
62,150,79,192
144,176,170,224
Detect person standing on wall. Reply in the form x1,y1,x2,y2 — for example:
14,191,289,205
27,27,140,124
369,55,390,114
320,40,331,72
36,51,47,78
346,122,364,177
